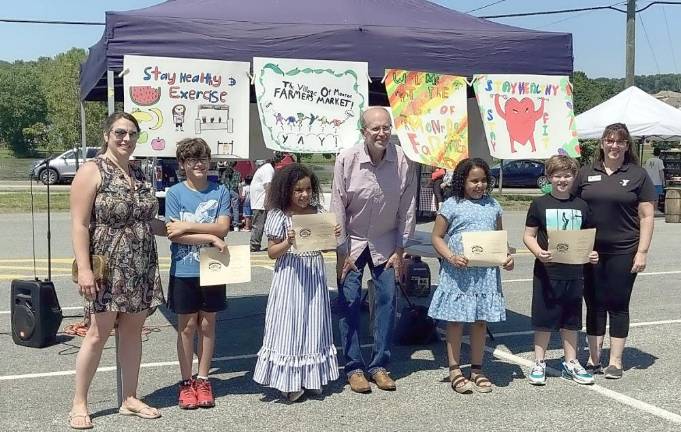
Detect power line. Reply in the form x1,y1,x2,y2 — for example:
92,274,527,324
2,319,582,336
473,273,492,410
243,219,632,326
479,1,681,18
661,6,681,90
466,0,508,14
638,12,662,74
0,18,104,26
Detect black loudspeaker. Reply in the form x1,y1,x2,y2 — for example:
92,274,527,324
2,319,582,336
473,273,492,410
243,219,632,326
11,279,63,348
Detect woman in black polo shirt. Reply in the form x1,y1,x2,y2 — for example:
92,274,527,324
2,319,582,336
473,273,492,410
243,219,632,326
575,123,656,379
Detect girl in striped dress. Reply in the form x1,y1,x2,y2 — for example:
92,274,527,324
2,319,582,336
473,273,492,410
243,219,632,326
253,163,340,402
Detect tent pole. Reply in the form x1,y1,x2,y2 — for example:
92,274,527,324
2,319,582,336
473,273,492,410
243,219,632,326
499,159,504,195
80,101,87,169
107,69,123,409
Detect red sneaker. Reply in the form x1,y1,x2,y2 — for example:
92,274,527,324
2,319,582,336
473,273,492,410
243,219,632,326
178,380,198,410
195,378,215,408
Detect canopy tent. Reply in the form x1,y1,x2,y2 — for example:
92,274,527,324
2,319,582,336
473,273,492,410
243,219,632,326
576,86,681,140
80,0,573,102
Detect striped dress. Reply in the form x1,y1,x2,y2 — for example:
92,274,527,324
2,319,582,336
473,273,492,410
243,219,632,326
253,208,339,392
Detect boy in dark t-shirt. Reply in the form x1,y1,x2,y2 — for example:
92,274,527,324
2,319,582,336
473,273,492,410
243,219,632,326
523,155,599,386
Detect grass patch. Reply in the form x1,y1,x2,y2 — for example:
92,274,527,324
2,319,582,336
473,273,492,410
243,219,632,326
492,193,536,211
0,192,70,213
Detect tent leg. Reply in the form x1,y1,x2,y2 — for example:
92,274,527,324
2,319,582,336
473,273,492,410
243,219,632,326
499,159,504,195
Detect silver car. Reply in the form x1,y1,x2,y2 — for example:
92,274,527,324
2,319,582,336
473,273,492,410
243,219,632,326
31,147,99,185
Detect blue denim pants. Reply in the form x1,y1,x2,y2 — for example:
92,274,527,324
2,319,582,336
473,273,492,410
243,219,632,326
228,189,240,227
337,246,396,377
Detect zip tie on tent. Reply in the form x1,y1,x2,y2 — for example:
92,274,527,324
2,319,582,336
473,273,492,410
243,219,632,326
367,73,372,83
247,71,255,85
117,68,129,78
465,76,479,87
380,71,388,84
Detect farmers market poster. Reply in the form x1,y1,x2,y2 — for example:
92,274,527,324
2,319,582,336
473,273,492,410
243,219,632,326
473,74,578,159
385,69,468,169
123,55,250,158
253,57,368,153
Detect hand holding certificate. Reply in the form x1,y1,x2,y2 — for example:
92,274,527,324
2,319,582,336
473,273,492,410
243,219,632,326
200,245,251,286
291,213,338,252
548,228,596,265
461,230,508,267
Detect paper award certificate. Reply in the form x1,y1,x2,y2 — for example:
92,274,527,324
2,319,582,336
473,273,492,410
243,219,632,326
199,245,251,286
548,228,596,265
291,213,337,252
461,230,508,267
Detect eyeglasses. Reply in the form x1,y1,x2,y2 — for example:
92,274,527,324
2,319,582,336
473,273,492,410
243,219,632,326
111,128,139,140
366,126,392,134
603,139,627,147
186,158,210,166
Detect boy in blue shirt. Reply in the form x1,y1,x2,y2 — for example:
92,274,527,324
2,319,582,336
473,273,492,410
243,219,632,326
165,138,231,409
523,155,599,386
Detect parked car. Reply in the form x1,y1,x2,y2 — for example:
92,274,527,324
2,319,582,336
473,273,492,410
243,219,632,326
31,147,99,185
490,159,548,188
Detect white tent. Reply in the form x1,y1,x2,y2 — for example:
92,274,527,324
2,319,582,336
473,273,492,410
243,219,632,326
576,86,681,140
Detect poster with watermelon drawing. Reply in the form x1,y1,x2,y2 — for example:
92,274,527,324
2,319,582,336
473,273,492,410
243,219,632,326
123,55,251,158
473,74,578,160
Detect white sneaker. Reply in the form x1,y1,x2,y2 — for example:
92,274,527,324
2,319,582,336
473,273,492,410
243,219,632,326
561,359,594,385
528,360,546,386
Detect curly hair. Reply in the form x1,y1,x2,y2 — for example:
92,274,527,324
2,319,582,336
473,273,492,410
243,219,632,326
597,122,639,165
265,163,321,211
450,157,493,200
176,138,211,176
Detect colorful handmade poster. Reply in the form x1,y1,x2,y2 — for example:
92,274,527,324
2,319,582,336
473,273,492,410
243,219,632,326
385,69,468,169
473,74,579,159
253,57,368,153
123,55,250,158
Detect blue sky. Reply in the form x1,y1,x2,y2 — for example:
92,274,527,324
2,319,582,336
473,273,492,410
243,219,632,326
1,0,680,78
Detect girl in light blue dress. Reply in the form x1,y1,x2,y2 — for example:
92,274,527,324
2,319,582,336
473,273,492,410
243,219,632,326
428,158,514,394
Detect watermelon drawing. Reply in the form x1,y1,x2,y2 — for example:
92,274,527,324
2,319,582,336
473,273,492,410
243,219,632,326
129,86,161,106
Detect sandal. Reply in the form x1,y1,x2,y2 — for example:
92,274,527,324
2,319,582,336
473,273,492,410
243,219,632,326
68,412,93,430
119,402,161,419
470,364,493,393
449,366,474,394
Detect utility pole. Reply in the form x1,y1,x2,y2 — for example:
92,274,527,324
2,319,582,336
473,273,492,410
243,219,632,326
625,0,636,87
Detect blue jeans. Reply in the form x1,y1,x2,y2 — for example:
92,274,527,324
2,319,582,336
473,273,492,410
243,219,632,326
337,246,396,376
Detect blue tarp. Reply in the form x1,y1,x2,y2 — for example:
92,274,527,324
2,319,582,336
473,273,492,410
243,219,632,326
80,0,573,101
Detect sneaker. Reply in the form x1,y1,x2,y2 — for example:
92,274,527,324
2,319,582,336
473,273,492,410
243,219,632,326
604,365,623,380
178,380,198,410
528,360,546,386
195,378,215,408
561,360,594,385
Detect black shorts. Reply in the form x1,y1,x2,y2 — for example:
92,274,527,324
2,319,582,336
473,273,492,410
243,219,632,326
531,275,583,331
167,276,227,314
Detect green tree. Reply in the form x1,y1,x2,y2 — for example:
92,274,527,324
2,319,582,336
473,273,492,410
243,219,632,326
0,63,48,156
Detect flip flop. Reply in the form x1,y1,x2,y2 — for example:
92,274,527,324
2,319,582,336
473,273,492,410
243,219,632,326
68,412,93,430
118,404,161,419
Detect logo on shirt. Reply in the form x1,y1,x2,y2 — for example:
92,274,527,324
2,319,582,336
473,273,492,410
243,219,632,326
545,209,582,231
619,179,630,187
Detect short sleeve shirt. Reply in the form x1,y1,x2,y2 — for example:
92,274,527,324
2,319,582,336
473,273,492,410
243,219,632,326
643,157,665,185
250,164,275,210
165,181,231,277
525,194,592,280
574,162,656,254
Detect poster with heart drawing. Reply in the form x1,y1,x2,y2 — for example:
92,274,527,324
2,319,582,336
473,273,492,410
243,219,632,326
473,74,579,160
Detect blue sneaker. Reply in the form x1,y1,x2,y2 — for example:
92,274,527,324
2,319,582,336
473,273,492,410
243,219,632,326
528,360,546,386
561,359,594,385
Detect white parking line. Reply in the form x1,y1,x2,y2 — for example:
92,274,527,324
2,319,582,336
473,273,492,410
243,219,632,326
487,345,681,425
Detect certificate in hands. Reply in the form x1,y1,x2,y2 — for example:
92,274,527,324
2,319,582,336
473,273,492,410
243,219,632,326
291,213,337,252
461,230,508,267
200,245,251,286
548,228,596,265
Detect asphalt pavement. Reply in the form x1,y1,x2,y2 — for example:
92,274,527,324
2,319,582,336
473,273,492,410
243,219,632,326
0,211,680,431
